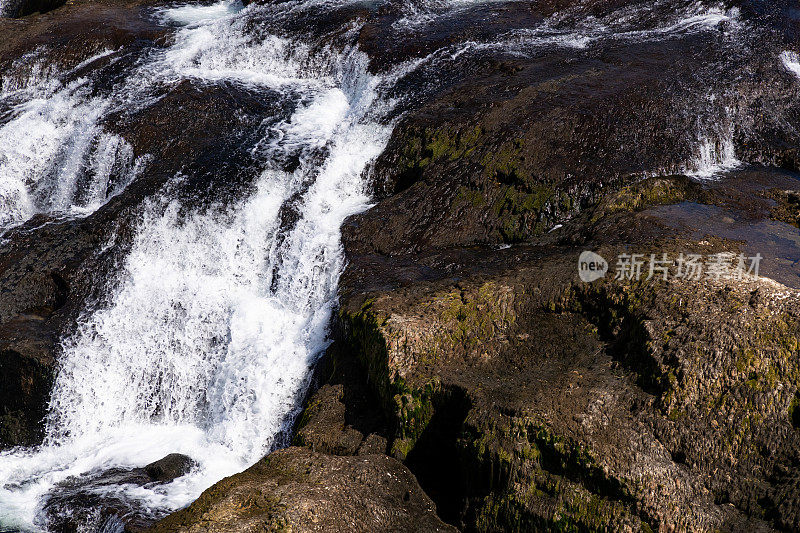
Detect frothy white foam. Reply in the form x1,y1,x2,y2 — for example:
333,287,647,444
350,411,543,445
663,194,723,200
160,0,243,26
0,2,394,530
781,50,800,79
0,44,150,229
0,78,146,228
393,0,507,29
685,129,740,179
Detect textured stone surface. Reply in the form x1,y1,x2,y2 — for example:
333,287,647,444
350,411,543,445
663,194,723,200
147,447,457,533
325,171,800,531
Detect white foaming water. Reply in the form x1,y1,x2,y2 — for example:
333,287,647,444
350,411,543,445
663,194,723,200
0,82,146,226
781,50,800,79
0,50,146,228
681,99,740,180
685,128,740,179
0,1,393,530
158,0,242,26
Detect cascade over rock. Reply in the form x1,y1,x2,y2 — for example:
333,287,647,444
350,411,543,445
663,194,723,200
1,0,800,530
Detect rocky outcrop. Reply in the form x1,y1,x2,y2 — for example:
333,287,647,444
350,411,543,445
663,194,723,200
321,171,800,531
293,342,390,457
143,350,446,532
312,7,800,527
149,0,800,526
0,218,118,448
147,447,456,532
0,315,56,445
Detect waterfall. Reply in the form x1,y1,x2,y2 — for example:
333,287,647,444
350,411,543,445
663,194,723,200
0,0,761,530
0,79,145,228
0,1,394,529
0,46,154,229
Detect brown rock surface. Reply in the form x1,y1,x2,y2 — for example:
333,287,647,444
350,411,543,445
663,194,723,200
325,171,800,531
147,447,457,533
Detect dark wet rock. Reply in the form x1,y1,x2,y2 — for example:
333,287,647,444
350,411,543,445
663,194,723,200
107,78,294,210
293,342,390,457
0,0,168,74
353,42,799,255
146,447,457,532
324,172,800,531
1,0,65,18
41,453,195,532
357,0,644,71
764,187,800,228
0,316,56,446
735,0,800,43
144,453,196,482
0,218,119,448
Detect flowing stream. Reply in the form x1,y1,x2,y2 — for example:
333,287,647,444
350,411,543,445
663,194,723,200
0,1,396,530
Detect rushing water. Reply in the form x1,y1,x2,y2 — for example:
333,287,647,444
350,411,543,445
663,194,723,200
0,75,145,228
0,1,396,530
0,0,789,530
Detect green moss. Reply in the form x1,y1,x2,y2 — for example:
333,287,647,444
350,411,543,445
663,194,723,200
492,184,557,242
464,414,646,531
456,185,487,207
592,177,697,223
482,139,526,183
668,409,685,421
396,125,485,173
474,468,648,532
293,397,322,439
438,282,516,349
148,461,291,532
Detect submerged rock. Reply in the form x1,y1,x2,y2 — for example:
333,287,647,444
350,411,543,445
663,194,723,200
40,453,196,532
144,453,196,483
146,447,456,532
